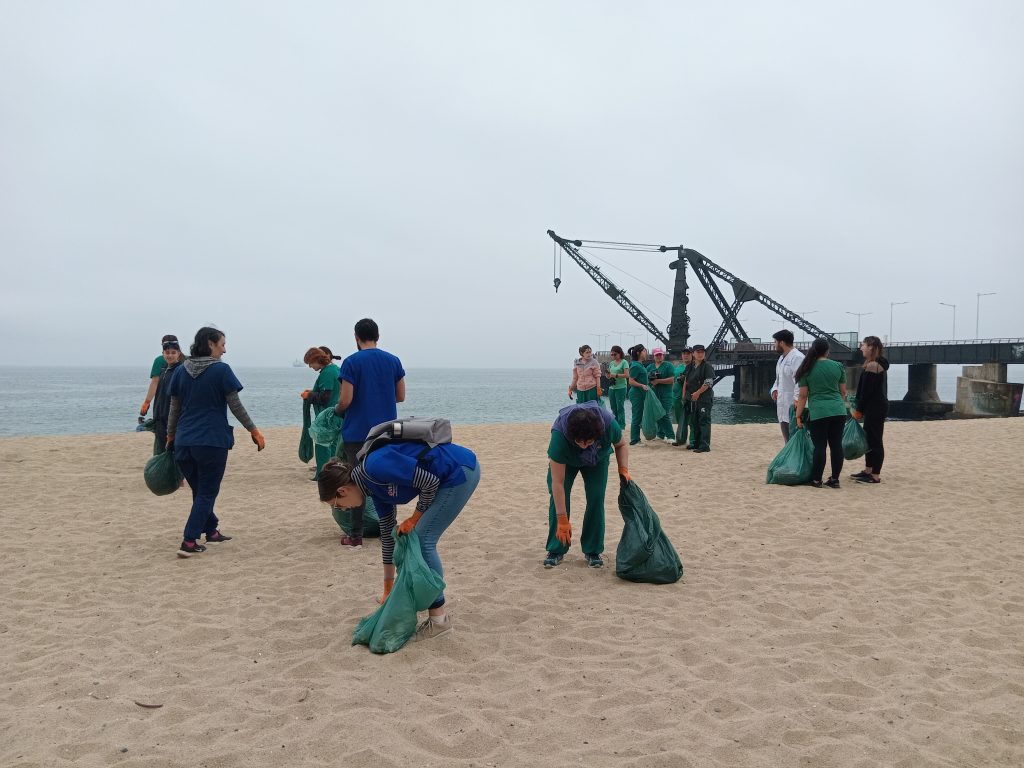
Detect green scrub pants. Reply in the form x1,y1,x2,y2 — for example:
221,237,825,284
628,388,645,443
546,460,608,556
608,387,626,429
575,387,600,403
655,388,674,439
692,398,713,450
314,440,339,478
674,401,694,446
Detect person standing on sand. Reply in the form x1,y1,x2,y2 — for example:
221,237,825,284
318,440,480,642
794,337,848,489
647,347,676,443
606,345,629,429
543,401,630,570
301,347,341,480
682,344,715,453
139,334,178,427
671,347,694,448
626,344,650,446
150,338,185,455
569,345,603,403
333,318,406,549
770,330,805,443
166,327,265,558
850,335,889,484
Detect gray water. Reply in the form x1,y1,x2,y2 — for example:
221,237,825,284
0,364,1007,437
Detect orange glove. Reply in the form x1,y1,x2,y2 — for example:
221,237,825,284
852,410,863,421
618,467,632,486
377,578,395,605
250,428,265,451
597,386,604,397
140,399,151,416
555,515,572,546
397,510,423,536
300,389,311,400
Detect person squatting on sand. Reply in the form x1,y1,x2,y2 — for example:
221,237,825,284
681,344,715,452
300,346,341,480
543,400,630,570
850,335,889,484
333,318,406,549
317,442,480,641
794,337,848,489
606,345,629,429
770,329,806,443
626,344,650,445
569,344,603,403
150,338,185,456
167,327,265,557
647,347,676,443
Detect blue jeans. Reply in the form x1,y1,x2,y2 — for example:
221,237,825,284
175,445,229,542
412,463,481,609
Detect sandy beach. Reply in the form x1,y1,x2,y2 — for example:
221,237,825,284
2,419,1023,768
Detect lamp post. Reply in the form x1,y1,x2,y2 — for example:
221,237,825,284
797,310,818,342
976,292,995,338
591,333,610,352
845,311,872,338
889,301,909,343
939,302,956,339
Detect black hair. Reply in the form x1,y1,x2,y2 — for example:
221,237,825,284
318,345,341,361
610,345,624,358
628,344,646,361
794,337,830,382
190,326,224,358
565,408,605,443
354,318,380,342
772,329,795,346
317,458,356,503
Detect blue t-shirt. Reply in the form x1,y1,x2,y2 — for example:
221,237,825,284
339,348,406,443
168,362,244,449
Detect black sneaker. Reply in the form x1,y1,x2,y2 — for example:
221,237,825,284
584,553,604,569
825,478,841,489
205,530,232,542
543,552,564,568
177,541,207,558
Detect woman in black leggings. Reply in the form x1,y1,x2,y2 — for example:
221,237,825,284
851,335,889,484
793,338,849,488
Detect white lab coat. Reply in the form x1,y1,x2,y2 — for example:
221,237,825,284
770,348,805,423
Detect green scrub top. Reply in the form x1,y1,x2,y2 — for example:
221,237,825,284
547,420,623,467
799,358,848,419
647,361,675,397
311,363,341,414
628,361,649,386
149,355,167,378
671,363,687,403
607,359,629,390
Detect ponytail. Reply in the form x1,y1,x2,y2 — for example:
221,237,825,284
316,458,356,503
794,337,829,382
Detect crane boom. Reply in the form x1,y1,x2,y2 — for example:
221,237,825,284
548,230,668,346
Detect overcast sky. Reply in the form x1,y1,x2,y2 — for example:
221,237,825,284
1,1,1021,368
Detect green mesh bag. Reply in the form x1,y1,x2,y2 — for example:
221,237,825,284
144,450,183,496
640,387,666,440
309,408,343,446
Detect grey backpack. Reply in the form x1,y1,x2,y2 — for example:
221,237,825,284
356,417,453,462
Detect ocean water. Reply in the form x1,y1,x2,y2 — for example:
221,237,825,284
0,364,997,438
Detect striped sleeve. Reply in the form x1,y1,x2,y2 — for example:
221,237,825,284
411,466,441,514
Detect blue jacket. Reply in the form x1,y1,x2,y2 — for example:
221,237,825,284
360,442,477,505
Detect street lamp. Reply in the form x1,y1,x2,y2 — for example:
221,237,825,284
845,311,872,338
591,333,610,352
976,292,995,338
939,302,956,339
889,301,909,343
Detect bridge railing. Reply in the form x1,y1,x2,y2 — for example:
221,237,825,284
886,338,1024,347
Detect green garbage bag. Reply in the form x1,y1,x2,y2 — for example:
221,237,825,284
766,426,813,485
352,529,445,653
299,400,314,464
144,449,183,496
842,417,868,460
615,480,683,584
640,388,666,440
309,407,343,446
331,496,381,538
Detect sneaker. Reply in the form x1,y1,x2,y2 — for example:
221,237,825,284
177,540,206,558
584,553,604,569
628,440,641,446
205,530,232,542
694,447,710,453
340,535,363,548
414,616,454,642
808,480,823,488
825,478,841,489
849,470,871,480
685,444,695,450
543,552,564,568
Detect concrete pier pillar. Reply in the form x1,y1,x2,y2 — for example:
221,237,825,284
955,363,1021,417
737,361,776,406
904,363,941,403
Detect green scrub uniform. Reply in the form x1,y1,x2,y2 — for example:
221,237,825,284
627,361,649,444
607,359,628,429
672,362,693,446
684,360,715,451
648,361,676,439
575,387,600,403
545,419,623,556
311,363,341,476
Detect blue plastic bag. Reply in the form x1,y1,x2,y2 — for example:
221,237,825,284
351,530,445,654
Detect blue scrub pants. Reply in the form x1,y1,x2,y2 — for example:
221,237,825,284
175,445,229,542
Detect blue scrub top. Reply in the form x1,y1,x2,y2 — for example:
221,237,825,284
168,362,244,449
339,348,406,443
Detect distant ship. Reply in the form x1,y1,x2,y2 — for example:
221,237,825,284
292,359,304,367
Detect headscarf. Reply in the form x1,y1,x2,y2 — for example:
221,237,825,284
551,401,614,466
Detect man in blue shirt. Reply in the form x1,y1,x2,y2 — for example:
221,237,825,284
333,318,406,548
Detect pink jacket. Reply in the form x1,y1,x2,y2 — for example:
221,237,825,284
572,358,602,391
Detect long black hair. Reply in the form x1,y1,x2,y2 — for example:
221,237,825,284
794,337,829,382
190,326,224,358
628,344,646,361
